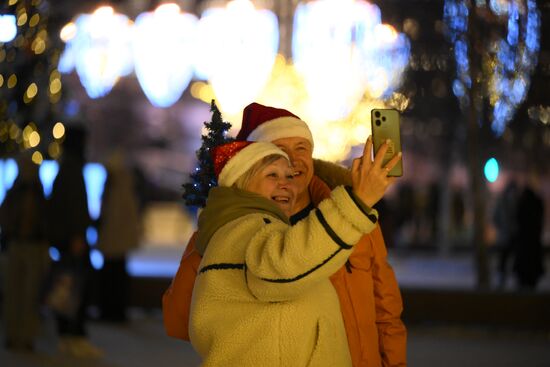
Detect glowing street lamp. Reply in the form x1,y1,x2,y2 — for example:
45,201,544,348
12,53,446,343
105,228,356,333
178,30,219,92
133,4,198,108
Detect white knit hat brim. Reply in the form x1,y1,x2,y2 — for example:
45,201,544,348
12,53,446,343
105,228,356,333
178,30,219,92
247,116,314,147
218,142,290,187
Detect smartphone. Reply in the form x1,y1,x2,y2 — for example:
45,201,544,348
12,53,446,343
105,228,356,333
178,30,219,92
371,108,403,177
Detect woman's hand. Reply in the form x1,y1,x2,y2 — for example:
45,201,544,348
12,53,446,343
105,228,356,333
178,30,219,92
351,136,402,208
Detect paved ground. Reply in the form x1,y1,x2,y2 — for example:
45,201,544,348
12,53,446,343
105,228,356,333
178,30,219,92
2,310,550,367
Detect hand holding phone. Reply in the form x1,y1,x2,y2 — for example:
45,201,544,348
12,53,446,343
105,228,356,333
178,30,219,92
351,136,401,208
371,109,403,177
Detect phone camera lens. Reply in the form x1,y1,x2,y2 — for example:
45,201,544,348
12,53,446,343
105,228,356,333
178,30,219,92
374,111,381,118
375,119,381,126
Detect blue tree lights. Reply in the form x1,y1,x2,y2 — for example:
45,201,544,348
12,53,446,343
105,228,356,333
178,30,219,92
444,0,541,136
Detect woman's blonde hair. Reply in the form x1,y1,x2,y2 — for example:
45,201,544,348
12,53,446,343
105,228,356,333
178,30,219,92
233,154,289,190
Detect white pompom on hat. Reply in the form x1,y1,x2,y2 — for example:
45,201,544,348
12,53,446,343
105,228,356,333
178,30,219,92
236,102,314,147
212,141,289,187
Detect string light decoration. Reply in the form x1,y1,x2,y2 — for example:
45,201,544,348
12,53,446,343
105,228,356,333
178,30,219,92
0,0,63,156
182,100,234,208
443,0,541,136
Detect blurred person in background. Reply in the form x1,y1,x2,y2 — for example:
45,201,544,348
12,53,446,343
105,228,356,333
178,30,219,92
97,151,142,323
514,173,545,290
0,153,49,352
493,180,519,289
449,187,467,247
46,126,102,358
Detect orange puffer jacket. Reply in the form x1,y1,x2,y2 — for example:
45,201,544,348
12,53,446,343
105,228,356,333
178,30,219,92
162,176,407,367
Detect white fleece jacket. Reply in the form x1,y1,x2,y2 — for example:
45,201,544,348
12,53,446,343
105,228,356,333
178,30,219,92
189,186,378,367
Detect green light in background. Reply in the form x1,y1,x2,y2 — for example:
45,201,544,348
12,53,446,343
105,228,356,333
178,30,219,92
484,157,499,183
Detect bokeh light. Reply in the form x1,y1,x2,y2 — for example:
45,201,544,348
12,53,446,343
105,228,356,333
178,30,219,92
83,162,107,220
195,0,279,114
0,158,18,205
0,15,17,42
59,6,134,98
52,122,65,139
49,246,61,262
38,159,59,198
292,0,410,122
87,226,98,246
444,0,541,136
133,4,198,107
90,248,104,270
484,157,499,183
31,151,43,164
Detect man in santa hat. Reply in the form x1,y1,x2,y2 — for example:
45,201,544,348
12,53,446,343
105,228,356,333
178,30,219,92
163,102,406,367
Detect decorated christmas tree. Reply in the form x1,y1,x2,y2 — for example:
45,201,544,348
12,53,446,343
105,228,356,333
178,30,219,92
182,100,233,208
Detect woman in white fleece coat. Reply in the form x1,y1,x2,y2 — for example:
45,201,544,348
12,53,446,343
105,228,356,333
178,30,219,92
189,138,400,367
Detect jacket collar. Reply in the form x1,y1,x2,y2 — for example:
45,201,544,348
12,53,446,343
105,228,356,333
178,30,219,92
196,186,289,256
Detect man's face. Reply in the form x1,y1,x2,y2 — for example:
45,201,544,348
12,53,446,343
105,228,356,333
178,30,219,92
246,157,297,217
271,137,314,201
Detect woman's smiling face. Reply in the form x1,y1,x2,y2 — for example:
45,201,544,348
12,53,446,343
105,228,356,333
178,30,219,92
246,157,297,217
271,137,314,213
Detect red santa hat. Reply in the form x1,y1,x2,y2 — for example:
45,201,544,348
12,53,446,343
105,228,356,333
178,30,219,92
236,102,314,147
212,141,289,187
